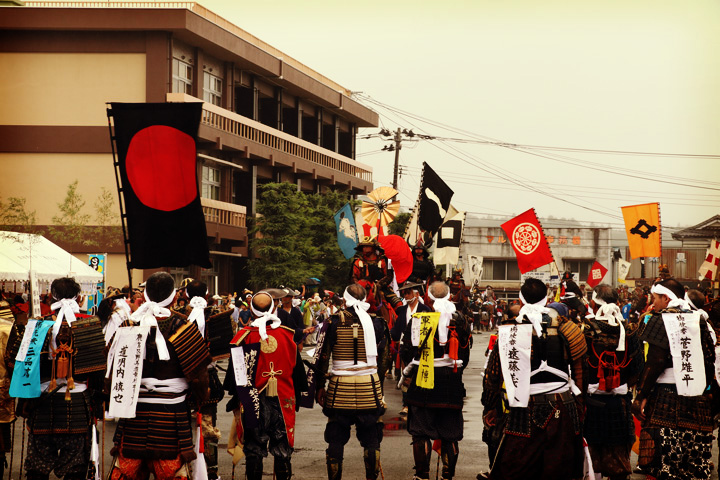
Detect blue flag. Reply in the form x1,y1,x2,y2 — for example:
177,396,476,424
334,203,358,260
10,319,54,398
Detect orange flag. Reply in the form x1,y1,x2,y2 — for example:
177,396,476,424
621,203,661,259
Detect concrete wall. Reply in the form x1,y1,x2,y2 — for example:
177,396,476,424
0,52,146,125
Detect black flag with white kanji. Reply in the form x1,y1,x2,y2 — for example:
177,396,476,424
109,102,211,269
418,162,454,234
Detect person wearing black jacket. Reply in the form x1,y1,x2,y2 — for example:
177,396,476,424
400,281,471,480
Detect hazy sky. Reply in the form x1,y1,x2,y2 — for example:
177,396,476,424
143,1,720,228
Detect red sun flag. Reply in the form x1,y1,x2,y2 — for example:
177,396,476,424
586,261,608,289
500,208,554,274
109,102,211,269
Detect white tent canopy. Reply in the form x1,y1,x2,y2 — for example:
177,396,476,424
0,232,103,291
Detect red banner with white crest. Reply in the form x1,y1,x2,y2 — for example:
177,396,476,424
500,208,554,274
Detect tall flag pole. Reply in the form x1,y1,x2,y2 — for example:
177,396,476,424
107,102,212,271
500,208,555,274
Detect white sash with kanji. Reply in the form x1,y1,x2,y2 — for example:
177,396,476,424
662,312,705,396
498,323,533,407
107,326,150,418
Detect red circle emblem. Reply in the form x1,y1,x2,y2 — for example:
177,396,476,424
512,222,541,255
125,125,197,211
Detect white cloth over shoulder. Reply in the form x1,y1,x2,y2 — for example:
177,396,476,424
343,288,377,366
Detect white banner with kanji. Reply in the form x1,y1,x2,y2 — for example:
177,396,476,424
498,323,532,407
108,326,150,418
662,312,705,397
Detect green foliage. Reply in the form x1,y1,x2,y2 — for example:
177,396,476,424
95,187,119,226
306,190,360,292
247,183,358,292
0,196,38,233
51,180,98,249
93,187,121,248
388,211,411,237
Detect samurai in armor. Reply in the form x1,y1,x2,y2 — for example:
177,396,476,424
174,279,229,480
225,291,308,480
7,277,106,480
399,281,471,480
560,279,588,322
108,272,212,480
315,284,387,480
481,278,586,480
632,278,715,480
350,236,401,310
408,243,435,286
582,284,643,480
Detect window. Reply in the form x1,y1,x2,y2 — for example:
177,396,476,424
200,261,219,296
203,72,222,106
564,260,594,282
484,259,520,281
172,58,193,94
201,166,221,200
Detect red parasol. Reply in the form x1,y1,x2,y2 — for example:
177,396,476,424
377,234,413,284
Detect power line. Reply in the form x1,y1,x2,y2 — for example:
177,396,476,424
355,93,720,191
360,97,626,220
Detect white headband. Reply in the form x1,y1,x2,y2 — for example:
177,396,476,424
518,291,548,337
651,284,690,311
50,296,80,356
129,289,176,361
187,296,208,336
591,291,626,352
685,293,710,321
428,289,455,344
343,288,377,364
250,292,281,340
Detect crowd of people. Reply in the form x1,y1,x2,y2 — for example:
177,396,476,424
0,239,718,480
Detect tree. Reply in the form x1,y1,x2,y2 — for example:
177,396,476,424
0,196,38,233
388,211,411,237
306,190,359,292
248,183,320,289
51,180,98,248
93,187,121,248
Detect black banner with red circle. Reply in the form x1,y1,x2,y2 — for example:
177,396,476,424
110,102,211,269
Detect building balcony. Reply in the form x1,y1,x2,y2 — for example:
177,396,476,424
201,197,247,247
167,93,373,193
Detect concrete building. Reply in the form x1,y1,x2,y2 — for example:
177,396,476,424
459,215,612,298
0,1,376,294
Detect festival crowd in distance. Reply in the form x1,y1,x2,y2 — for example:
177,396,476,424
0,237,719,480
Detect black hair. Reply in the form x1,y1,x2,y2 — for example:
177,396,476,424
659,278,685,300
346,283,367,301
687,289,705,310
593,284,617,304
145,272,175,302
96,296,114,326
564,280,582,296
520,278,548,304
186,279,208,300
50,277,81,300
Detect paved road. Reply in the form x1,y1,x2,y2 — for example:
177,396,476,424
3,331,719,479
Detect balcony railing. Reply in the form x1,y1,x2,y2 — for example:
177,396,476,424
201,197,246,228
168,93,373,183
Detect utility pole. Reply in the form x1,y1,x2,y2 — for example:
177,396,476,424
392,127,402,190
